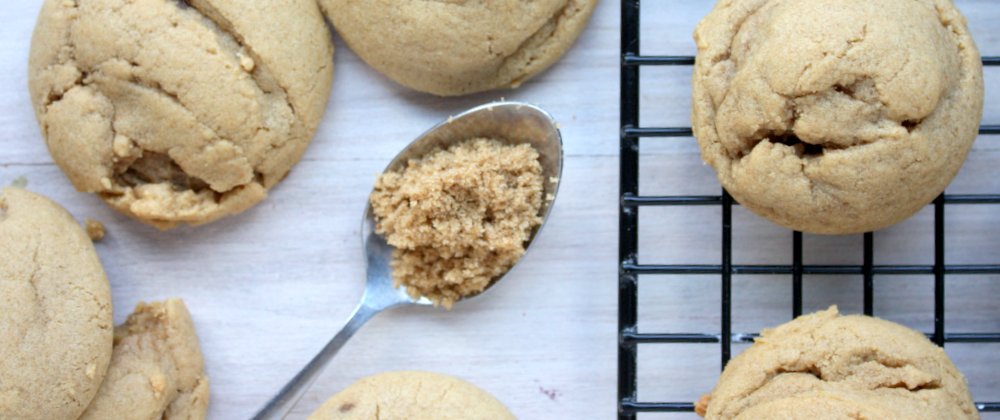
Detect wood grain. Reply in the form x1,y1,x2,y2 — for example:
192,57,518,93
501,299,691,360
1,1,998,419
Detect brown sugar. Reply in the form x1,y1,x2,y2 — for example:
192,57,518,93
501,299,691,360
84,218,106,242
370,138,544,308
695,394,711,417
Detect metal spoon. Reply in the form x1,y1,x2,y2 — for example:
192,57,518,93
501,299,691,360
253,101,564,419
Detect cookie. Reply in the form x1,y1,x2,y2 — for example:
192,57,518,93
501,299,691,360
28,0,334,229
80,299,210,420
697,306,978,419
309,371,515,420
691,0,983,234
320,0,597,96
0,187,113,419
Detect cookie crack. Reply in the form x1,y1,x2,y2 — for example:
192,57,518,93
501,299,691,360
496,0,579,84
436,383,456,403
96,92,230,204
772,366,822,381
308,62,331,99
722,22,907,164
24,245,48,341
851,354,942,392
179,0,298,121
67,281,111,330
708,0,772,66
37,4,239,203
38,4,86,112
882,53,912,88
742,351,941,409
727,89,896,165
127,77,183,107
110,78,244,196
173,0,307,168
49,66,249,201
38,65,87,109
111,305,197,418
732,129,834,162
842,24,867,58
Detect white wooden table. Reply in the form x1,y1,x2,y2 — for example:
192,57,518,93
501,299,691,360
1,1,998,419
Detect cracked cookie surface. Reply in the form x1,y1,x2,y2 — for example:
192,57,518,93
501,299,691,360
80,299,209,420
309,371,514,420
697,306,978,419
691,0,984,234
0,187,113,419
28,0,334,229
320,0,597,96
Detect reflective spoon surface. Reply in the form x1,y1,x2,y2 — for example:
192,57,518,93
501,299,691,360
253,101,564,419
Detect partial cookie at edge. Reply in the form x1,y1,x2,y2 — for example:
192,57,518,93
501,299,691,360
699,306,978,419
321,0,597,96
0,187,113,420
310,371,515,420
80,299,209,420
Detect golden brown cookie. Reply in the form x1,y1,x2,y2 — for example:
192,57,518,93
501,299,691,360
320,0,597,96
309,371,515,420
28,0,334,229
691,0,983,234
80,299,209,420
0,187,113,419
699,306,978,419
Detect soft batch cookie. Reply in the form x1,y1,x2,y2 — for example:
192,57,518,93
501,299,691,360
0,187,113,419
320,0,598,96
310,371,514,420
80,299,210,420
691,0,983,234
28,0,334,229
697,306,978,419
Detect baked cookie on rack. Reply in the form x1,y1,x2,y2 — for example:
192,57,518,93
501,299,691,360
696,306,978,419
691,0,983,234
28,0,334,229
0,187,113,419
310,371,514,420
320,0,597,96
80,299,210,420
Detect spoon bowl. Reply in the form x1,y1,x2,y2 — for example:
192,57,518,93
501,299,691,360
363,101,564,304
255,101,563,419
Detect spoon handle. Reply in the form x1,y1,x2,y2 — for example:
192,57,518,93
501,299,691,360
252,301,382,420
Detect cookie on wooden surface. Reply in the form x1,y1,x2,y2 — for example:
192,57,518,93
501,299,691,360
310,371,514,420
320,0,597,96
80,299,210,420
28,0,334,229
0,187,113,419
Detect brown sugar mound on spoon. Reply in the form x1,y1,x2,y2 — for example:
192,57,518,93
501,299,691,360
371,138,544,308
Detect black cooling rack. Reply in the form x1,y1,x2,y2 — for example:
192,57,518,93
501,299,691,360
618,1,1000,418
